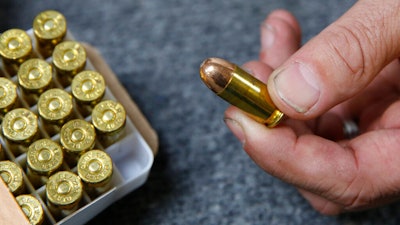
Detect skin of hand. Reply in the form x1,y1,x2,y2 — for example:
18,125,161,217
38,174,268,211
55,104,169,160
224,0,400,215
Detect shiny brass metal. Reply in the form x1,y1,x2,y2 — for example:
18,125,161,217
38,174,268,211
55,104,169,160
27,139,63,187
71,70,105,116
199,57,284,127
38,88,73,125
60,119,96,163
91,100,126,146
46,171,83,213
77,150,113,196
0,160,24,195
17,58,53,105
33,10,67,58
2,108,39,154
0,77,18,117
52,41,86,86
15,194,44,225
0,29,33,75
37,88,73,136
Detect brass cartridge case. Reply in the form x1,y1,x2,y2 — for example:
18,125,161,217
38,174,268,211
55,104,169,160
26,139,63,188
33,10,67,58
46,171,83,217
91,100,126,147
0,29,33,76
37,88,73,136
17,58,53,106
15,194,44,225
60,119,96,164
52,41,86,86
77,150,113,196
2,108,39,155
0,160,24,195
200,57,284,127
0,77,18,119
71,70,105,117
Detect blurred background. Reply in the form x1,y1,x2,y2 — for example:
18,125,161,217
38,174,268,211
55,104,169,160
2,0,400,224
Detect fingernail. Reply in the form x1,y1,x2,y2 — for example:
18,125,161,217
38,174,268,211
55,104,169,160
261,22,275,50
272,62,320,113
224,117,245,145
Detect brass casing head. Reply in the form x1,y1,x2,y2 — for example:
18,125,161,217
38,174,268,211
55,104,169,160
0,77,18,113
60,119,96,155
52,41,86,77
16,194,44,225
92,100,126,134
200,58,284,127
71,70,106,105
18,58,53,94
77,150,113,188
33,10,67,58
33,10,67,45
46,171,83,210
38,88,73,124
2,108,38,143
0,160,24,195
27,139,63,176
0,29,32,64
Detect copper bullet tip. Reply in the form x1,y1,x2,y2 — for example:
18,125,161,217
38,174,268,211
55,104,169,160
199,57,235,94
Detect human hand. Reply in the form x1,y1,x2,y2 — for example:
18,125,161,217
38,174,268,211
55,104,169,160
224,0,400,215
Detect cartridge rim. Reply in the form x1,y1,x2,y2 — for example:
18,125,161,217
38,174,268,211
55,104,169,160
27,139,63,176
38,88,73,123
15,194,44,225
2,108,38,143
52,41,86,75
33,10,67,42
71,70,105,104
92,100,126,133
0,77,17,112
0,29,32,61
60,119,96,154
18,58,53,92
77,150,113,187
0,160,24,194
46,171,82,208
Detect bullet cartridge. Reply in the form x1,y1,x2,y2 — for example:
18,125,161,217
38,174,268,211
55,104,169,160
0,77,18,118
77,150,113,196
91,100,126,146
33,10,67,58
60,119,96,164
2,108,39,154
0,29,33,75
15,194,44,225
52,41,86,86
71,70,105,117
200,57,284,127
27,139,63,187
46,171,83,215
38,88,73,136
17,58,53,105
0,160,24,195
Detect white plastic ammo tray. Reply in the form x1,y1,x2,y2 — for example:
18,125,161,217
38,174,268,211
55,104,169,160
0,16,156,225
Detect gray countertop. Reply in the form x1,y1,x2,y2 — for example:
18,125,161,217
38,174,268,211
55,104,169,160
1,0,399,224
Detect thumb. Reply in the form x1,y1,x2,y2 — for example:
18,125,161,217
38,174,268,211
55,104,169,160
268,0,400,119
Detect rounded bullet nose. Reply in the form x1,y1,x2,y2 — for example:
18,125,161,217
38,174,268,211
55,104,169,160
199,57,234,94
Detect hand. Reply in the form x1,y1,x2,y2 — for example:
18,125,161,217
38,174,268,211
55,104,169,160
224,0,400,215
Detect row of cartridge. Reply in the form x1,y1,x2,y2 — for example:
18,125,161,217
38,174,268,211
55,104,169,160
0,10,126,225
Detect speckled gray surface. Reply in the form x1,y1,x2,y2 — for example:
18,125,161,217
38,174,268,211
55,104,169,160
2,0,400,224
